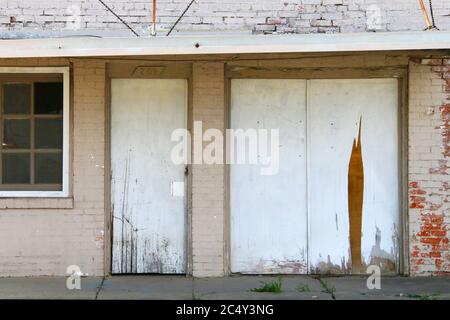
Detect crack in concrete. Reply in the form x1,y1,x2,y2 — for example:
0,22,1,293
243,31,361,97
191,277,196,300
314,276,337,300
95,277,105,300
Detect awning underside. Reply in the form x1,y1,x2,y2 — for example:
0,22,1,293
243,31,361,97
0,31,449,58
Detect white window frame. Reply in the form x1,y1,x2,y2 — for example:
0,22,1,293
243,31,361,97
0,67,70,198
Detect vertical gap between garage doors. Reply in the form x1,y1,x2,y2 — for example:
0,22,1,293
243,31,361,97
306,79,311,274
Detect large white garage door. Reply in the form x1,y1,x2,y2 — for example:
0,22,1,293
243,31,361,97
230,78,400,274
230,79,308,274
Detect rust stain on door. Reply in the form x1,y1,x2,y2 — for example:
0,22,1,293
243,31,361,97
348,117,364,271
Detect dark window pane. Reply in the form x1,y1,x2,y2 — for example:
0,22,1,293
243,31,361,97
35,118,63,149
3,119,30,149
34,82,63,115
3,83,31,114
35,153,62,184
2,153,30,184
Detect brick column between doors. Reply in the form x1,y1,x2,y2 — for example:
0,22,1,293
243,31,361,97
191,62,226,277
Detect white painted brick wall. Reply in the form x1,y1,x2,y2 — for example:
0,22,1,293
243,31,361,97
0,0,448,36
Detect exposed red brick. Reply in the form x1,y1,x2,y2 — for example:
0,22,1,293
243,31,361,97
409,181,419,188
409,196,426,209
409,181,427,209
421,58,444,66
429,160,448,175
410,58,450,276
410,189,426,195
412,213,449,273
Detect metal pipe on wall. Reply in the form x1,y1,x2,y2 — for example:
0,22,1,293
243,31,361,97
418,0,432,30
152,0,156,36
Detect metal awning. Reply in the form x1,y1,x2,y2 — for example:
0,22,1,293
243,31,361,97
0,31,449,58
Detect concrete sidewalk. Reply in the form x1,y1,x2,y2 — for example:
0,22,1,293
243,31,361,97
0,275,448,300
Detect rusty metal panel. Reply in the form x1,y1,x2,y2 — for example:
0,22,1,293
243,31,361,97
308,79,400,274
111,79,187,274
230,79,308,274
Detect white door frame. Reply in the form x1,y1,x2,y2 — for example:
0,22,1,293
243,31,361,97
104,63,193,275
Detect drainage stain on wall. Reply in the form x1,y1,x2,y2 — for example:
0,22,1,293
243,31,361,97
348,117,364,271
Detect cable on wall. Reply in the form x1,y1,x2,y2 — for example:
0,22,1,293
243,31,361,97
166,0,197,36
428,0,440,30
97,0,140,37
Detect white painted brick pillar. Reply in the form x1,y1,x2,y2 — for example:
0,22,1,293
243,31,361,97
191,62,226,277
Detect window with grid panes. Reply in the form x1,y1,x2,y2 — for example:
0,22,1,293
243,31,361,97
0,76,64,191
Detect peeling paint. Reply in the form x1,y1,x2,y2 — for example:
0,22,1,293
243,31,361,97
368,227,397,273
409,181,426,209
310,255,350,275
348,117,364,271
241,258,308,274
409,58,450,276
411,213,449,274
307,79,400,275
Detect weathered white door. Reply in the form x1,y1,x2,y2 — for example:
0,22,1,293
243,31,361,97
111,79,187,274
230,79,308,274
308,79,400,274
230,78,400,275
